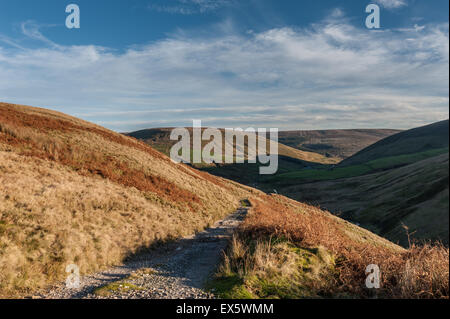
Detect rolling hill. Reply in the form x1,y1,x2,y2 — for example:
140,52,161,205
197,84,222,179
126,127,340,165
276,129,401,160
129,127,408,189
0,102,255,296
127,127,340,186
0,102,447,299
270,147,448,185
339,120,449,167
280,153,449,247
128,121,449,247
265,120,449,246
267,120,448,186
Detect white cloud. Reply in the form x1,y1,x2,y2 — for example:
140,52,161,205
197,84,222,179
414,24,426,32
0,35,25,50
20,21,60,48
0,17,448,131
149,0,234,15
375,0,407,9
330,8,345,18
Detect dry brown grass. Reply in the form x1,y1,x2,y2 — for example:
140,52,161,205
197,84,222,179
217,194,449,298
0,104,202,209
0,102,252,297
397,243,449,298
1,102,447,299
215,234,337,298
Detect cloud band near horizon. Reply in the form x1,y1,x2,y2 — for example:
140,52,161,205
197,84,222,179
0,14,448,132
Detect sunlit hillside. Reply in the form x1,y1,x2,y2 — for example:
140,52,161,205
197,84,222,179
0,102,254,296
0,102,447,299
126,127,340,165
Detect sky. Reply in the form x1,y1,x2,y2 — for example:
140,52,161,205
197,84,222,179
0,0,448,132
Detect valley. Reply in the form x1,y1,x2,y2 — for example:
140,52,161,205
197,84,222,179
131,120,449,247
275,129,401,160
0,102,448,299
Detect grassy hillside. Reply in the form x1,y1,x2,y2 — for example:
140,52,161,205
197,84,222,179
0,102,256,296
209,194,448,299
130,127,414,190
276,129,400,160
269,120,449,247
0,102,447,299
270,147,448,185
130,122,449,247
280,153,449,246
127,128,340,189
127,128,340,165
339,120,449,167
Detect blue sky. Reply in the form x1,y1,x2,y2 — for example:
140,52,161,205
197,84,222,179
0,0,448,131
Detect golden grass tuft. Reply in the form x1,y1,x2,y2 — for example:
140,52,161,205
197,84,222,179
213,195,449,298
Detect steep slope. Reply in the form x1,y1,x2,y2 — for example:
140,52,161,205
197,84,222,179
0,102,255,296
0,102,447,299
339,120,449,167
211,194,448,299
269,147,448,185
276,129,401,159
281,153,449,246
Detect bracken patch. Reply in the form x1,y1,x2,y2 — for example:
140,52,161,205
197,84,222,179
1,103,202,210
215,194,449,298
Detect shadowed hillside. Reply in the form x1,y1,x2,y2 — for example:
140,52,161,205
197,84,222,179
280,153,449,246
0,102,447,299
263,121,449,246
126,127,340,165
339,120,449,167
127,127,340,186
276,129,401,159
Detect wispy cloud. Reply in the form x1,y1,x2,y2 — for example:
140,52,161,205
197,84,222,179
149,0,234,15
0,13,448,131
20,21,61,48
375,0,407,9
0,34,25,50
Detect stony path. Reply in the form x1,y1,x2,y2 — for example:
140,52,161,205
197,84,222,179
40,207,248,299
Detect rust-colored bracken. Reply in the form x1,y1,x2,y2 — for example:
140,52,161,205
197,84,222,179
239,195,449,298
0,103,202,209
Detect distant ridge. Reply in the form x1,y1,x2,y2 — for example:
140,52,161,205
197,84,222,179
283,152,449,246
339,120,449,167
1,102,447,299
276,129,400,160
126,127,340,165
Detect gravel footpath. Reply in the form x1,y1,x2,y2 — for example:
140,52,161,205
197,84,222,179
39,207,247,299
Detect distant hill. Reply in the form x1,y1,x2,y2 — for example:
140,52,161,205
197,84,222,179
1,102,446,299
126,127,340,165
0,103,414,298
127,128,343,187
269,147,448,185
276,129,401,160
339,120,449,167
281,153,449,247
266,120,449,246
